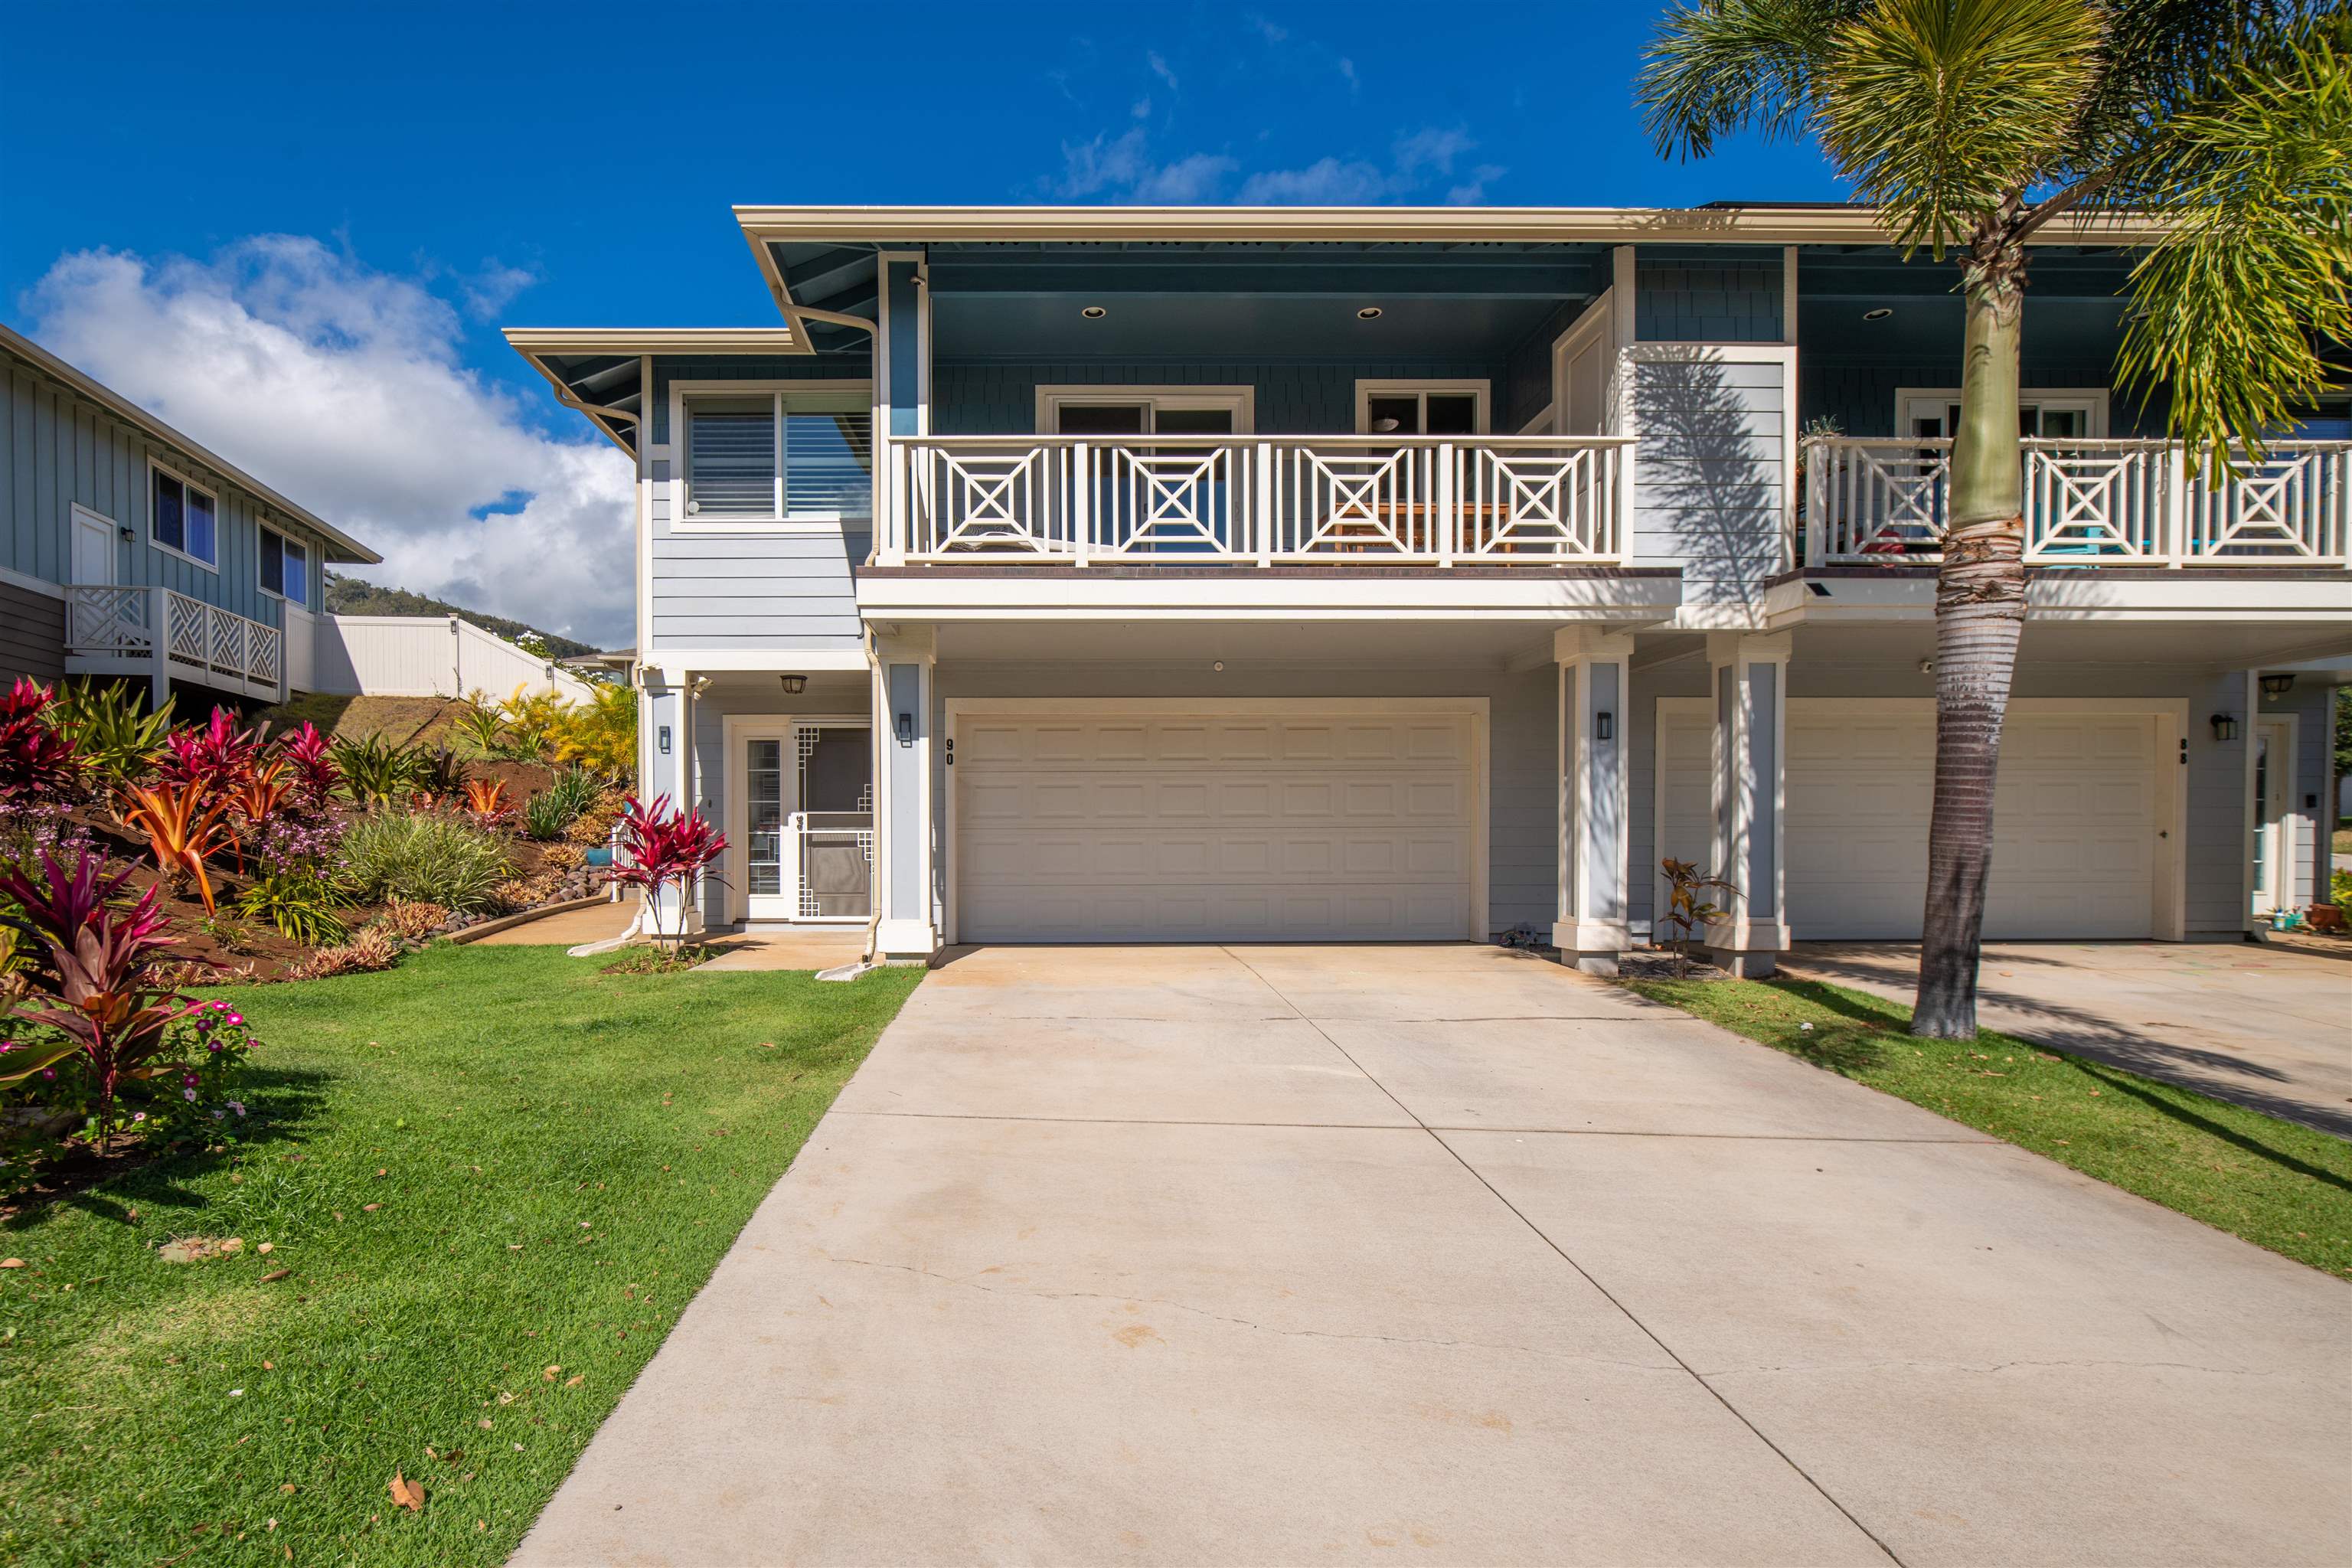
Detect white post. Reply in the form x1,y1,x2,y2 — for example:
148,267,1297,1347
1255,443,1275,565
1435,442,1455,567
2166,443,2189,567
1072,442,1091,567
1551,627,1635,975
1704,632,1792,976
871,627,939,960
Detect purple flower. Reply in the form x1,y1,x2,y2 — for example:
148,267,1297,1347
227,1101,246,1117
208,1041,222,1054
132,1111,147,1123
184,1073,198,1087
41,1069,54,1081
211,1109,225,1120
182,1088,197,1102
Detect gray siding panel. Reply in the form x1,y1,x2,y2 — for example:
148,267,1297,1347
0,577,65,684
1631,357,1788,616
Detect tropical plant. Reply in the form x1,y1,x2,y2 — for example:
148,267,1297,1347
118,780,234,914
1658,858,1740,978
1639,1,2350,1035
339,807,512,912
287,923,402,980
279,720,342,811
377,897,449,941
0,851,208,1152
448,690,508,757
492,684,569,763
159,707,261,795
0,678,83,809
47,679,172,784
232,755,295,831
416,745,471,799
235,864,354,946
330,733,428,804
462,776,511,822
550,682,637,780
611,795,727,951
523,767,602,840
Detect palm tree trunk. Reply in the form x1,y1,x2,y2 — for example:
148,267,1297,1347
1913,260,2028,1039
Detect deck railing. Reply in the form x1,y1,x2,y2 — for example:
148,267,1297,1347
65,585,285,695
882,435,1633,566
1801,436,2352,567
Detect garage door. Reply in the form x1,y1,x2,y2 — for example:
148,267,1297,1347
953,704,1479,942
1660,701,2160,940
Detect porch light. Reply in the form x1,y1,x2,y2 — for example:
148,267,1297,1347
2210,714,2239,742
1080,305,1107,319
1357,306,1383,320
1863,307,1894,322
780,674,808,695
2259,673,2296,697
1595,710,1614,742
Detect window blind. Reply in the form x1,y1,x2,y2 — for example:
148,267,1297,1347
687,403,778,516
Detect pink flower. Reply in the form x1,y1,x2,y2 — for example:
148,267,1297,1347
226,1014,243,1026
132,1112,147,1123
182,1088,197,1102
227,1101,246,1117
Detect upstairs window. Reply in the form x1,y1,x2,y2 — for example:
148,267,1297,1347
1355,381,1488,436
681,390,873,523
259,525,309,606
152,466,218,567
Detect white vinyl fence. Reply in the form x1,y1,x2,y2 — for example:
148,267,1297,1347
307,614,596,704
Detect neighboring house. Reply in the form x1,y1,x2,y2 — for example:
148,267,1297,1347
0,324,380,707
508,204,2350,968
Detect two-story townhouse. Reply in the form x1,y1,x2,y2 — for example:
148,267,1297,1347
510,204,2350,971
2,325,381,708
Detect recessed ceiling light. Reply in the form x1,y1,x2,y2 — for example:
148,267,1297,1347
1863,306,1894,322
1357,306,1383,320
1080,305,1107,319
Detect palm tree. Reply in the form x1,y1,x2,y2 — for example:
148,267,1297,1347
1639,0,2350,1036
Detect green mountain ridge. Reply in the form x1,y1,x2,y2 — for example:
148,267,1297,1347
322,573,602,660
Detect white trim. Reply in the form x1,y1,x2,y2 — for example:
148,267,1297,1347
942,696,1491,944
722,710,872,925
640,647,871,672
146,458,220,573
2252,711,2301,916
1033,384,1257,435
67,504,116,591
1353,379,1491,436
1894,387,2112,439
667,378,876,531
0,562,67,600
1549,295,1615,436
255,521,311,609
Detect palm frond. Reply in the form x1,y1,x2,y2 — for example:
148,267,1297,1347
1817,0,2101,257
2070,0,2328,177
1638,0,1865,160
2117,18,2352,479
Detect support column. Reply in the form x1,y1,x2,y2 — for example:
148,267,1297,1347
639,666,704,942
1705,633,1790,976
871,626,938,962
1552,627,1635,975
873,251,928,565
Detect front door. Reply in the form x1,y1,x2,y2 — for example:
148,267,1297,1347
71,508,115,586
738,722,873,923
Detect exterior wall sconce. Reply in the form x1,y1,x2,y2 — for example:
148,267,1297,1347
1594,710,1614,742
779,673,808,695
2259,673,2295,697
658,725,672,755
895,711,914,745
2209,714,2238,742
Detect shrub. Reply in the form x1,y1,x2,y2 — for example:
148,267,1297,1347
523,768,601,840
341,808,511,912
612,795,727,950
550,683,636,780
0,678,83,810
279,720,341,811
118,781,235,913
448,691,507,757
331,733,429,804
0,850,256,1151
159,707,261,795
541,841,586,871
288,924,401,980
377,898,449,941
235,865,354,946
492,685,568,763
48,679,171,785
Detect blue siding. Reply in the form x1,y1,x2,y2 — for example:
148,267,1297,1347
1637,249,1785,342
648,354,871,443
2,350,341,632
932,358,1505,434
1500,299,1584,432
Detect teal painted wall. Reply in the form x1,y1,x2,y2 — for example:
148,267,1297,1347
932,358,1507,434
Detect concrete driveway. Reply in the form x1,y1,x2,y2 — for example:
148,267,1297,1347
516,945,2351,1568
1782,940,2352,1138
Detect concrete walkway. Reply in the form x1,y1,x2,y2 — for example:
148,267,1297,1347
466,897,637,947
1782,940,2352,1138
516,945,2351,1568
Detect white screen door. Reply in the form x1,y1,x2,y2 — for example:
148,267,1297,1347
72,508,114,586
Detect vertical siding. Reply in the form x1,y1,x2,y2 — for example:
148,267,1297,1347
0,349,340,632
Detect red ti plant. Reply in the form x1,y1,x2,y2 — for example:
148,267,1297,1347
0,677,83,808
610,795,727,951
278,721,341,813
159,707,261,796
0,850,203,1153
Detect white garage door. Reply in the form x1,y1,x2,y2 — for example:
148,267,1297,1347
954,704,1479,942
1660,701,2160,940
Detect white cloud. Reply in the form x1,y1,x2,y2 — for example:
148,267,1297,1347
21,238,635,648
1145,50,1180,96
1236,157,1391,205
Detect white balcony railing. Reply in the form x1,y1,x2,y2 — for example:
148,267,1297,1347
65,585,286,697
883,435,1633,566
1802,437,2352,567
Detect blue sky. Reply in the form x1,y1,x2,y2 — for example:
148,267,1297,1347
4,1,1844,643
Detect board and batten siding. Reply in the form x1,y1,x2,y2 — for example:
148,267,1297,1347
3,352,329,628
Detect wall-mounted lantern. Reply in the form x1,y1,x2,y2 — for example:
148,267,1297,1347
2259,673,2295,698
780,673,808,695
2209,714,2239,743
1594,710,1614,743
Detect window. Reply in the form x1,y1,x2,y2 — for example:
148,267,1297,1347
151,467,218,567
1034,386,1254,435
680,389,874,524
1355,381,1489,436
259,526,309,606
1896,390,2107,439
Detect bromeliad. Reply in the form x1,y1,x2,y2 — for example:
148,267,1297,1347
118,780,235,914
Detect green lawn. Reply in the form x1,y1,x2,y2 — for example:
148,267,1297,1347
1625,975,2352,1279
0,945,922,1566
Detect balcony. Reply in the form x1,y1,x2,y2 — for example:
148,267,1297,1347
65,586,286,702
880,436,1633,567
1802,438,2351,569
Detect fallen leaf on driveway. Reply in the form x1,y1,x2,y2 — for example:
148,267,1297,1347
388,1472,425,1512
